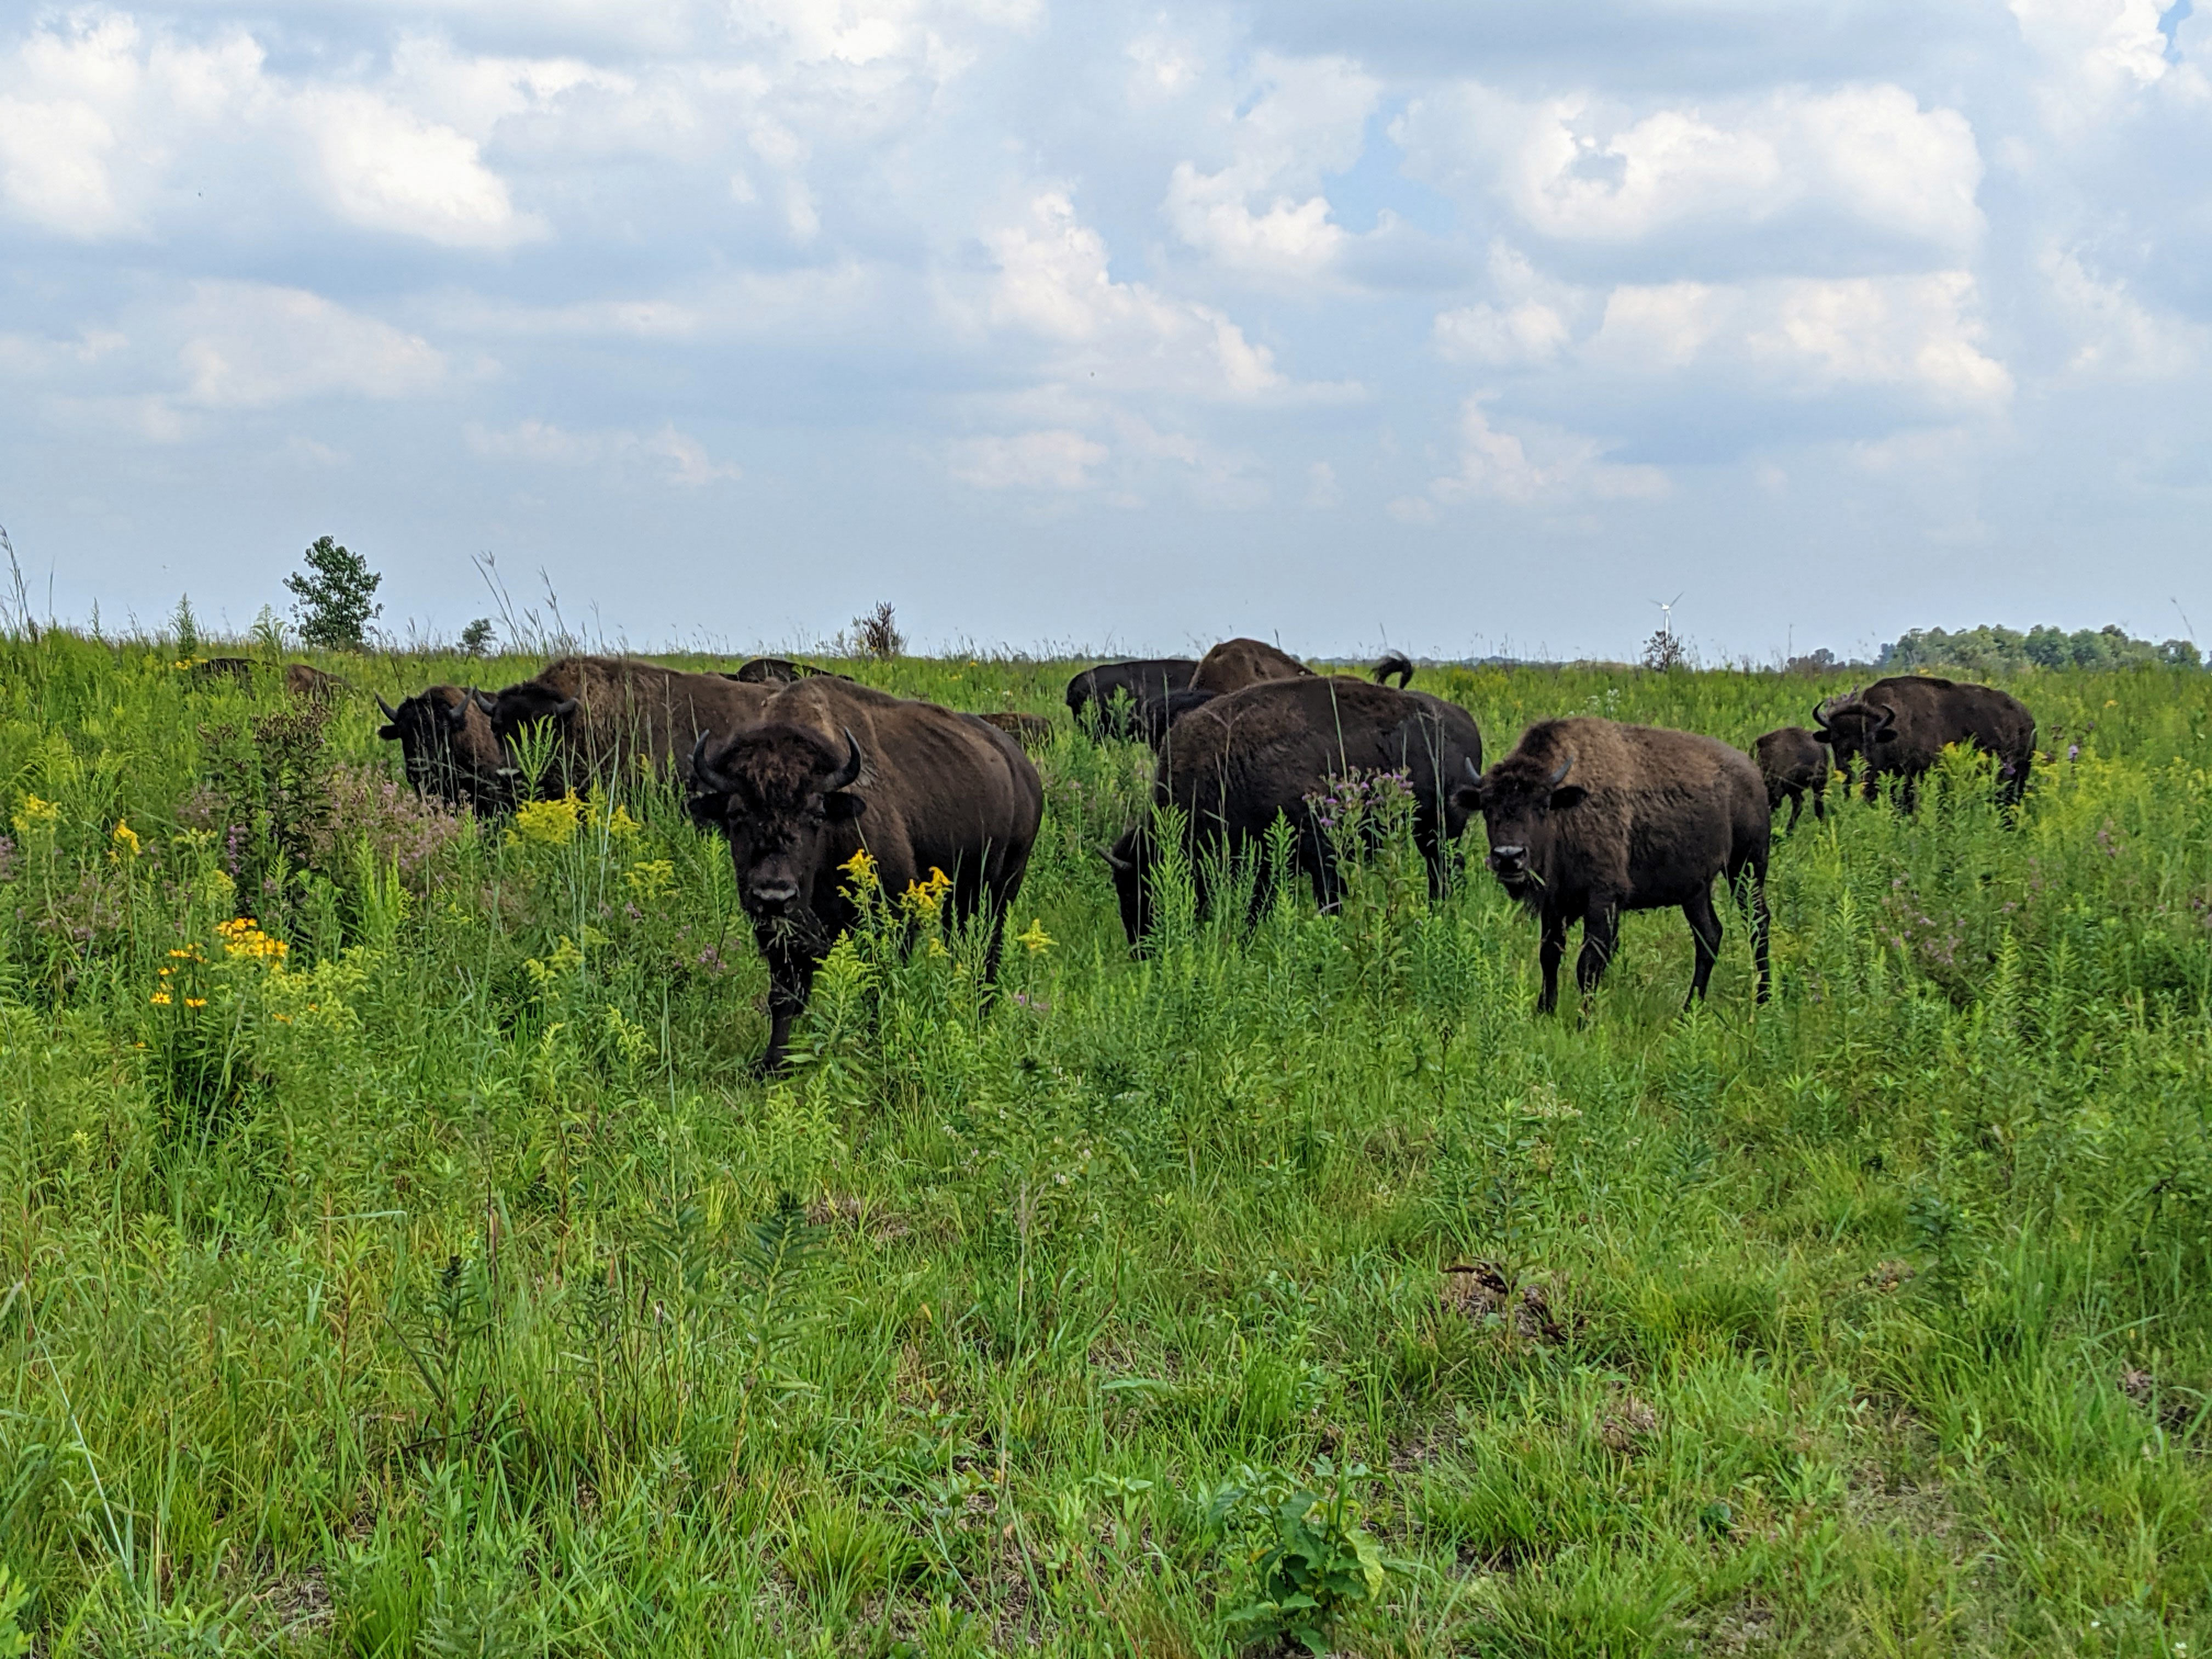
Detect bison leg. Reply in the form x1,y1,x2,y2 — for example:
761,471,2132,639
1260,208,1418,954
1811,784,1826,822
1575,903,1619,1001
1784,789,1802,833
755,947,822,1075
1683,885,1724,1006
1536,913,1568,1014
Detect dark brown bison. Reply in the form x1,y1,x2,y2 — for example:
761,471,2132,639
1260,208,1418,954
1132,687,1220,748
1105,675,1484,944
688,678,1044,1072
1191,637,1313,695
377,686,510,811
1753,726,1831,830
487,656,772,797
1066,658,1200,737
976,710,1055,749
1462,718,1770,1012
730,657,842,685
285,663,349,703
1812,675,2034,809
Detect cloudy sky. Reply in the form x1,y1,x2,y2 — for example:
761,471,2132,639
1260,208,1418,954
2,0,2207,661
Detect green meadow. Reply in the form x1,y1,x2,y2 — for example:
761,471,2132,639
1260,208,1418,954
2,632,2208,1656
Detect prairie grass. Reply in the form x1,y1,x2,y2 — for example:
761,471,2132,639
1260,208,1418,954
1,634,2208,1656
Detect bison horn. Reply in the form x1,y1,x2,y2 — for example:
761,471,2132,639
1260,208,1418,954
689,731,729,792
1464,755,1481,782
376,694,400,721
1100,842,1132,872
1811,701,1831,730
1547,752,1574,787
823,728,863,792
1874,705,1897,732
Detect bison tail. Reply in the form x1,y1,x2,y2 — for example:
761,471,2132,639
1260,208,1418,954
1373,651,1414,688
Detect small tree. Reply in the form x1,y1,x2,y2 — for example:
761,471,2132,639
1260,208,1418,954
849,601,904,661
1641,627,1686,672
285,535,382,650
460,618,496,657
170,594,200,659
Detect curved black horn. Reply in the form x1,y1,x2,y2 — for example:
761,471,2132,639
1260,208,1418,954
376,694,400,721
823,728,863,792
1547,751,1575,787
1874,705,1897,731
689,731,727,792
1465,755,1481,782
1812,701,1831,730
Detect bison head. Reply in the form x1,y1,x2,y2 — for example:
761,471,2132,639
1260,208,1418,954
687,723,866,919
377,686,509,809
1810,698,1895,768
1457,749,1584,900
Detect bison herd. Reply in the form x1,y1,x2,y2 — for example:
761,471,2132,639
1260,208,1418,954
378,646,2035,1070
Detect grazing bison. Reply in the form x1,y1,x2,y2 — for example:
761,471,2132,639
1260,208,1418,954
1812,676,2035,809
1753,726,1831,830
688,678,1043,1072
1066,658,1200,738
977,710,1055,750
377,686,510,812
1105,675,1484,944
1133,686,1220,748
285,663,348,703
1191,637,1313,695
1462,718,1770,1012
487,655,771,797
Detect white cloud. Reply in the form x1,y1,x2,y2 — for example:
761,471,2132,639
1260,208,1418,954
2008,0,2195,125
1434,301,1572,368
950,428,1108,490
1305,460,1343,507
312,89,543,247
985,190,1298,399
1398,81,1984,257
175,282,448,409
1588,272,2012,406
466,419,741,485
2043,248,2207,376
1429,396,1668,506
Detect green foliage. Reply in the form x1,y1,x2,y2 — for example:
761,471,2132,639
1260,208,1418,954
0,632,2208,1654
169,594,199,659
1881,620,2202,673
1215,1457,1390,1654
459,617,495,656
283,534,382,650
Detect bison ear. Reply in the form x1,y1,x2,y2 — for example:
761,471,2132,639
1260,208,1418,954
1549,784,1588,811
1449,784,1482,816
1810,730,1833,744
377,723,402,741
1874,727,1899,744
823,792,866,822
686,791,730,829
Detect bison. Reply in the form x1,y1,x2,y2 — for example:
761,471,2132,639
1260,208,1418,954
976,710,1056,750
1811,676,2034,810
1066,658,1200,738
487,655,771,797
688,678,1044,1072
1104,675,1484,944
730,657,842,685
1191,637,1313,695
1462,718,1770,1012
1752,726,1831,831
377,686,510,812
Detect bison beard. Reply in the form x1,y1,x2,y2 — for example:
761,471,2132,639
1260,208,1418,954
1464,718,1771,1013
688,681,1043,1074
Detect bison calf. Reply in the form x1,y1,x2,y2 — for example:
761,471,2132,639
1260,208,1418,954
688,678,1043,1073
1752,726,1831,831
1462,718,1771,1012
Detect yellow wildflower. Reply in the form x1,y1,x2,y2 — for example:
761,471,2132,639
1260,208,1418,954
606,803,641,837
624,859,676,899
111,820,142,859
183,997,207,1009
900,865,954,919
216,917,288,963
1015,918,1053,954
10,794,60,836
149,991,171,1006
509,792,582,848
839,846,880,903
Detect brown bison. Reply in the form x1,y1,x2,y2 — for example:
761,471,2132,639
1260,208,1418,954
1105,675,1485,943
976,710,1056,749
1812,675,2034,809
687,678,1043,1072
377,686,509,812
487,655,771,797
1191,637,1313,695
1066,658,1200,737
1753,726,1831,830
1462,718,1770,1012
730,657,842,685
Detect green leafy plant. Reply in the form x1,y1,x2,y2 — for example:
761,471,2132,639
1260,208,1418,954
0,1563,33,1659
1212,1457,1390,1655
459,617,495,656
284,534,382,650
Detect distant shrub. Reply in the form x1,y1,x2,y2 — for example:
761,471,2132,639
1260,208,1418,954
460,618,495,656
1880,622,2200,674
847,601,904,661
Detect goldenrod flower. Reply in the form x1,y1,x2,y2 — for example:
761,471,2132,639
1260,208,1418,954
111,820,142,859
10,794,59,836
839,846,880,904
606,803,641,837
901,865,953,919
217,917,288,962
1015,918,1053,954
509,792,583,847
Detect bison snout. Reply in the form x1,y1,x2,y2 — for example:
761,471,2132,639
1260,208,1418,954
748,878,802,911
1488,843,1528,873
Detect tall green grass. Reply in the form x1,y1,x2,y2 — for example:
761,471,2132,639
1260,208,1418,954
1,634,2208,1656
